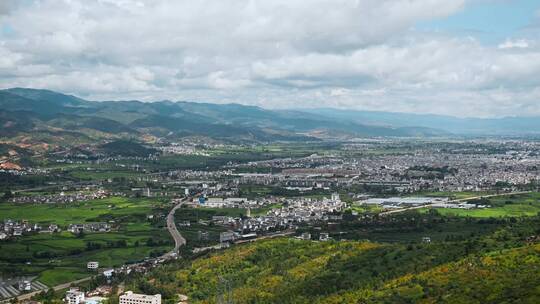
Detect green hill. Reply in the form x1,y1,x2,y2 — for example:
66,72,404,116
355,244,540,304
0,88,449,145
128,215,540,304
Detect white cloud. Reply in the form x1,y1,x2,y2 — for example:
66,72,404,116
498,39,529,49
0,0,539,117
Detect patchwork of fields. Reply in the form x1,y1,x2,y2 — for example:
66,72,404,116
1,192,539,289
0,197,172,286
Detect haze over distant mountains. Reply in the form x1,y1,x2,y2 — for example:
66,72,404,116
1,88,539,144
300,108,540,137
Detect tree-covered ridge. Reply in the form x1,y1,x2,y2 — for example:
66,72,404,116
169,241,540,304
130,216,540,304
327,244,540,304
175,239,382,303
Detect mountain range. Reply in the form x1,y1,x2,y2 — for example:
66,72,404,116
1,88,539,150
301,108,540,136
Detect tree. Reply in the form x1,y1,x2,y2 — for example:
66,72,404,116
2,190,13,200
146,238,156,247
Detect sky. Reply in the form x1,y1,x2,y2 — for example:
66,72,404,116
0,0,540,118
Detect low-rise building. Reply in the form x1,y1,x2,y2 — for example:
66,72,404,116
219,231,236,243
103,269,114,278
119,291,161,304
66,288,85,304
422,236,432,243
87,261,99,270
300,232,311,240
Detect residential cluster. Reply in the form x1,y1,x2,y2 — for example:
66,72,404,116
0,219,59,240
204,194,346,241
8,190,109,204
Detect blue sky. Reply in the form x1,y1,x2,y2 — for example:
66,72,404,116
418,0,540,44
1,0,540,117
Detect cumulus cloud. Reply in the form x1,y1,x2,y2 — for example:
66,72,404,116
0,0,539,117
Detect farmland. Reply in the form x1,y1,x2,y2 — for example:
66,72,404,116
0,197,172,286
426,192,540,218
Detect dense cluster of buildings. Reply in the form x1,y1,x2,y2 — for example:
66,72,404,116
0,219,112,240
0,219,59,240
226,140,540,193
68,222,111,234
207,194,346,239
8,190,109,204
191,197,263,208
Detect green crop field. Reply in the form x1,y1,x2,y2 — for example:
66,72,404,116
0,197,173,286
68,169,143,180
423,192,540,218
0,197,162,225
414,191,495,199
432,204,540,217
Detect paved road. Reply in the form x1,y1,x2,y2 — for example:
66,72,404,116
5,197,191,303
165,199,187,254
379,191,532,216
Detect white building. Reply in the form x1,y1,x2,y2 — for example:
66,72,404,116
103,269,114,278
119,291,161,304
66,288,85,304
319,233,329,241
300,232,311,240
87,261,99,270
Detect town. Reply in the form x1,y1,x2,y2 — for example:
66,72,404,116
1,138,540,303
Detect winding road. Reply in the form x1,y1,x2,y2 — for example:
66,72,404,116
9,191,529,302
5,197,190,303
164,198,187,255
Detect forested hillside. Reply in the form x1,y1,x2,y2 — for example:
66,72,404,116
126,215,540,304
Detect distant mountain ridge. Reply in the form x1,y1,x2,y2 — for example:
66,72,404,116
299,108,540,136
0,88,451,146
2,87,538,149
